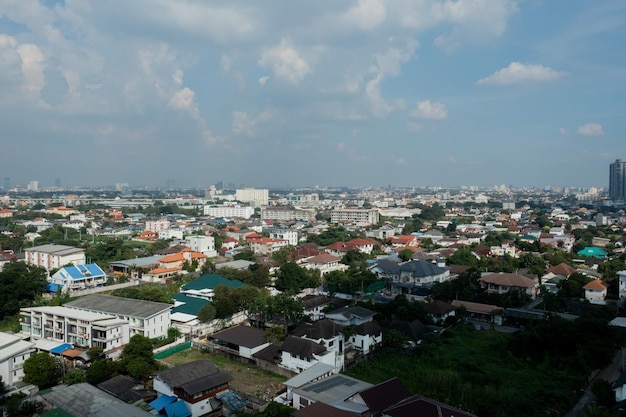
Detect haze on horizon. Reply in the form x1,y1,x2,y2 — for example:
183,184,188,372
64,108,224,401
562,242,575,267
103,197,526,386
0,1,625,190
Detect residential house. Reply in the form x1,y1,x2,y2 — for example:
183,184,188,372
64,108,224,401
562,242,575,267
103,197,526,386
48,263,107,293
64,294,172,339
209,325,270,359
145,247,207,282
583,280,608,305
250,237,289,255
24,243,86,270
301,295,335,321
303,253,348,276
0,209,13,218
422,300,456,325
349,321,383,356
20,306,130,351
41,383,154,417
279,335,336,373
0,332,35,387
282,362,337,404
577,247,608,260
547,263,577,277
178,274,246,302
325,306,376,327
291,373,373,411
451,300,501,324
619,270,626,300
153,359,233,417
269,229,300,246
293,319,345,371
382,260,453,297
382,394,478,417
478,272,539,299
186,235,217,257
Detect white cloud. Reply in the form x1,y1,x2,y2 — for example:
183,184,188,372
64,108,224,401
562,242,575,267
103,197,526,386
476,62,567,86
220,55,232,72
559,127,568,135
172,69,183,87
411,100,448,120
258,76,270,86
407,122,422,133
169,87,197,114
342,0,387,30
232,109,274,137
258,39,311,84
577,122,604,136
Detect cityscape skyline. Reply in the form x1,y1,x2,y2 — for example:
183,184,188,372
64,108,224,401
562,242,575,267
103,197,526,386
1,1,625,188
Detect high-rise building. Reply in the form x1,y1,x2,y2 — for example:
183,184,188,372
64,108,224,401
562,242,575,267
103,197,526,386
609,159,626,201
235,188,269,206
28,180,39,192
2,177,9,191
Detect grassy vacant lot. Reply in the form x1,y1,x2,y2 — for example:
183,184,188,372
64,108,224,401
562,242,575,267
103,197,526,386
159,347,287,401
346,323,587,417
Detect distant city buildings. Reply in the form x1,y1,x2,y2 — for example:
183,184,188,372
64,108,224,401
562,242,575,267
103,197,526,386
609,159,626,201
235,188,269,206
330,208,379,226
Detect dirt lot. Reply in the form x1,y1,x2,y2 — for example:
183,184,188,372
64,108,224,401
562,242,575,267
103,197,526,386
159,347,287,401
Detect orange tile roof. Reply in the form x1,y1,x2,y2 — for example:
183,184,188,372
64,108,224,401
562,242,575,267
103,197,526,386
583,280,607,290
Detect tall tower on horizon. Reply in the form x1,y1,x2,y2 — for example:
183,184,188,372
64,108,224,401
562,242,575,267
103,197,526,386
609,159,626,201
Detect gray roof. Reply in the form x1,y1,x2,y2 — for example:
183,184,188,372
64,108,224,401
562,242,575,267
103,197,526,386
108,255,164,268
280,336,327,359
283,362,337,388
25,244,84,255
293,319,343,340
41,383,153,417
65,294,172,319
215,260,255,270
156,359,233,396
397,260,448,277
293,374,373,414
210,325,267,348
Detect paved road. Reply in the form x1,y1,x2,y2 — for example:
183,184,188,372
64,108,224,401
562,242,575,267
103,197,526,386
566,349,624,417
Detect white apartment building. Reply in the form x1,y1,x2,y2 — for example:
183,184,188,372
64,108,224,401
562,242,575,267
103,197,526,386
250,238,289,255
20,306,130,351
269,230,299,246
145,220,170,233
185,235,217,257
261,207,316,221
204,205,254,219
64,294,172,339
330,209,380,226
235,188,269,206
24,244,86,270
0,332,36,386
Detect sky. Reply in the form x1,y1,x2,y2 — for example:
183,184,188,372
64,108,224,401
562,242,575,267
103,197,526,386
1,0,625,190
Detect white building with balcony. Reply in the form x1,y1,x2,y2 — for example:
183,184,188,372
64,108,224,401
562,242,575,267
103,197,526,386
19,306,130,351
64,294,172,339
0,332,36,386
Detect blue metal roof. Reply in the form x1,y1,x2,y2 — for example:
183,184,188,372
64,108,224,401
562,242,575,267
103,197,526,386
148,394,177,411
164,400,190,417
47,283,63,293
59,264,106,280
50,343,72,354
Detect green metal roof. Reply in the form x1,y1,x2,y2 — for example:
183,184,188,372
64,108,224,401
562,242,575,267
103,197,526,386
181,274,246,291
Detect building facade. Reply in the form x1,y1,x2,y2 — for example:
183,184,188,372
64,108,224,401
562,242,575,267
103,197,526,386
24,244,86,270
19,306,130,351
330,209,379,226
235,188,269,206
203,205,255,219
609,159,626,201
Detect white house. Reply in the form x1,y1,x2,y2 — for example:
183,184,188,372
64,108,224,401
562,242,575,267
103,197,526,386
279,336,336,373
618,270,626,300
303,253,347,276
349,322,383,356
583,280,608,305
269,230,299,246
64,294,172,339
20,306,130,351
186,235,217,257
0,332,36,387
48,264,107,293
24,244,86,271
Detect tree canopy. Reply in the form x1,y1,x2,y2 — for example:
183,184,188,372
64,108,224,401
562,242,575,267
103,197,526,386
0,261,48,318
23,352,60,388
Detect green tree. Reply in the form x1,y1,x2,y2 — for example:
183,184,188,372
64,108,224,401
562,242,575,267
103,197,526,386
86,358,119,385
265,326,286,344
23,352,60,388
0,261,48,317
398,248,414,262
65,369,87,385
120,334,157,380
234,249,256,261
197,303,216,323
274,262,319,293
